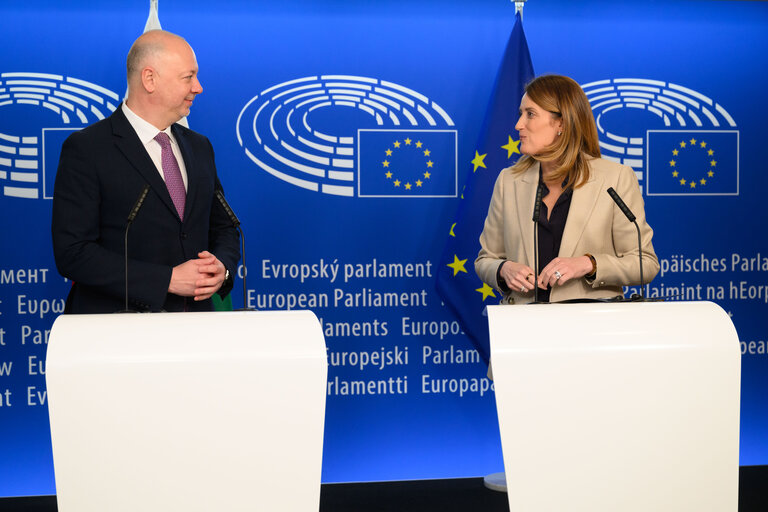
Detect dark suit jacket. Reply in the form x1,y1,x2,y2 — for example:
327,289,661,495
52,106,240,313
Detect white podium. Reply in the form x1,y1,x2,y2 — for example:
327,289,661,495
46,310,328,512
488,301,740,512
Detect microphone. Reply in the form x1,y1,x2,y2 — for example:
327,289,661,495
214,189,252,311
607,187,645,300
120,184,150,313
532,181,544,222
531,181,544,303
127,184,150,224
214,189,240,228
606,187,636,223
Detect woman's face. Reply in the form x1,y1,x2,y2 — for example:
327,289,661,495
515,94,562,156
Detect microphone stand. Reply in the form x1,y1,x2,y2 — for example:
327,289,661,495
215,189,254,311
118,184,150,313
606,187,646,301
531,181,544,303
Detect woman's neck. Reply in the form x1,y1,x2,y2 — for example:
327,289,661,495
540,160,559,184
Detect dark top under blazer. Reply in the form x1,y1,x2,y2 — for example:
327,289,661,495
52,106,240,313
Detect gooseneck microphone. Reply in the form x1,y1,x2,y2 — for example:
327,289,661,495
214,189,252,311
120,184,150,313
606,187,645,300
531,181,544,303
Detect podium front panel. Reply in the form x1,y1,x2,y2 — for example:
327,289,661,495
46,310,327,512
488,301,740,512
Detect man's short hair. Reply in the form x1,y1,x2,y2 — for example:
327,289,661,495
126,38,163,83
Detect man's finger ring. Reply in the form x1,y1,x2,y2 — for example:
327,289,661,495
554,270,562,280
520,286,526,293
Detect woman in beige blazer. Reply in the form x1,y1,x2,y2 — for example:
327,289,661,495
475,75,659,304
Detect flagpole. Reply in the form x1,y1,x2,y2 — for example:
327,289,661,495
475,0,531,496
514,0,527,19
434,0,533,495
486,3,523,492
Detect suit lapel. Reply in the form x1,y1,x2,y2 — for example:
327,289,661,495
559,165,603,258
111,107,181,221
514,162,540,267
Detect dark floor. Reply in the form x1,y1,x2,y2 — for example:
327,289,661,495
321,477,511,512
2,466,766,511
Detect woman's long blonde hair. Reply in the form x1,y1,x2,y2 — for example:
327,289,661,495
512,74,601,188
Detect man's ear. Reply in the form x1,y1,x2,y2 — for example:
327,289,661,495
141,67,157,93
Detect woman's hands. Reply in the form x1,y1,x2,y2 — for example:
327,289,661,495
501,255,593,292
538,256,593,288
499,261,536,293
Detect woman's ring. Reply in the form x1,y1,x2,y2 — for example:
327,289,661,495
554,270,562,280
520,286,526,293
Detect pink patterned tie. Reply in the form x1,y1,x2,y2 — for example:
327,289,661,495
154,132,186,220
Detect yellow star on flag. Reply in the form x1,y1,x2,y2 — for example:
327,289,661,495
424,171,431,179
447,255,468,276
669,160,676,167
423,149,431,156
501,136,521,158
690,181,696,188
415,179,423,187
405,138,412,145
426,160,434,168
700,178,707,185
405,182,412,190
680,178,686,185
672,149,679,156
680,141,687,148
710,160,717,167
394,141,401,148
475,282,496,301
708,170,714,177
700,141,707,148
449,223,456,237
415,141,423,148
672,171,679,177
385,171,392,179
394,179,401,187
708,149,714,156
385,149,392,156
382,160,390,167
471,151,487,172
690,137,697,145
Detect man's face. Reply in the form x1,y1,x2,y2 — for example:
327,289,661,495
153,39,203,127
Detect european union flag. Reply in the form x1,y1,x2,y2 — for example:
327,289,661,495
357,129,457,197
435,12,534,364
646,130,739,196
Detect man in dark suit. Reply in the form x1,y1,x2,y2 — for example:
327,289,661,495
52,30,240,313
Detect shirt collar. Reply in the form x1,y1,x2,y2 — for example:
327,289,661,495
537,168,573,197
122,102,176,146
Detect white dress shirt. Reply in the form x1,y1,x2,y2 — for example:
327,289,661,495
121,102,188,190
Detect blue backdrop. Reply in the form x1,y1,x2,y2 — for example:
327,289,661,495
1,0,766,497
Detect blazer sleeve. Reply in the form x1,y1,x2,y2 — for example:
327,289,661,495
475,170,509,291
208,184,241,298
194,136,239,298
591,164,660,287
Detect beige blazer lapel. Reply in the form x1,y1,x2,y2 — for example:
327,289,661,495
513,162,540,267
560,168,604,258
